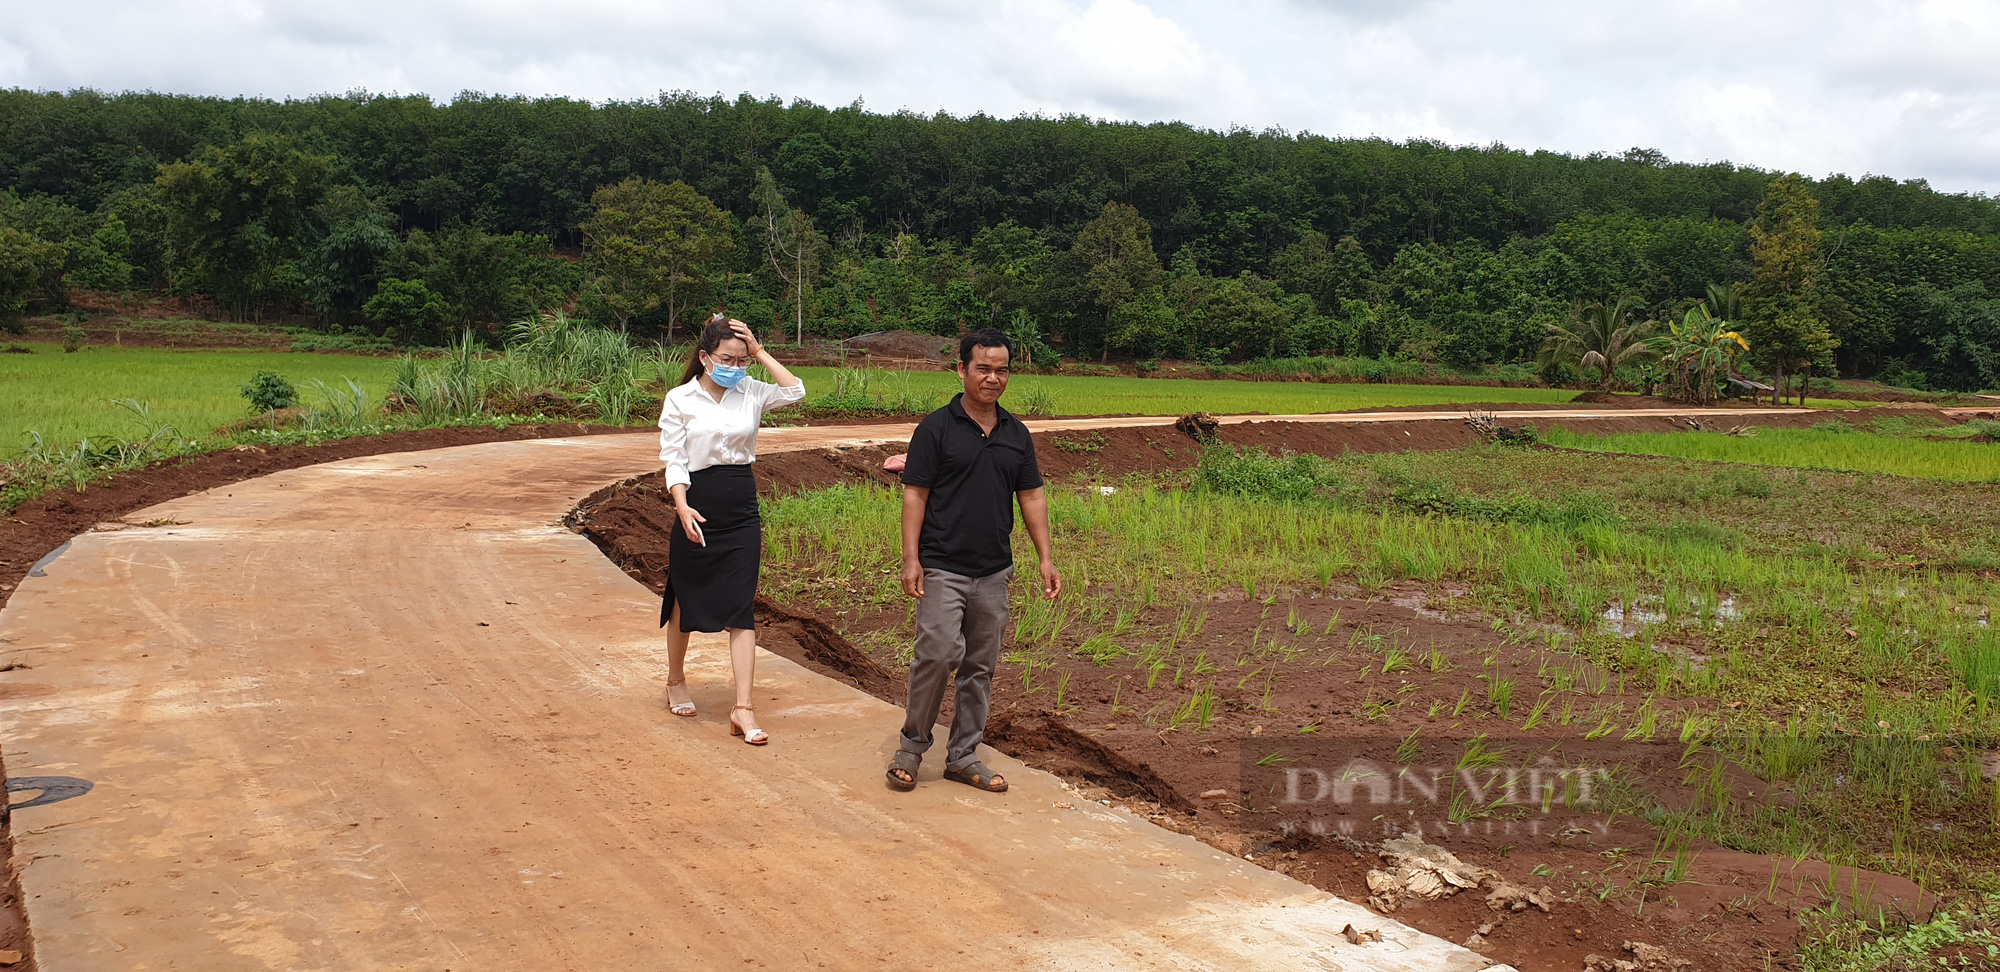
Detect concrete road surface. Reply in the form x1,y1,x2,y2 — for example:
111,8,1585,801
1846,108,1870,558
1,405,1870,969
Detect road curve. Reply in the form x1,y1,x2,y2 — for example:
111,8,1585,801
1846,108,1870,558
0,418,1521,971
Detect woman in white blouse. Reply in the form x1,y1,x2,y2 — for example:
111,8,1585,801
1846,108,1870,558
657,316,805,744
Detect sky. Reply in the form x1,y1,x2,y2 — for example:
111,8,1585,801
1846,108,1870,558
2,0,1997,195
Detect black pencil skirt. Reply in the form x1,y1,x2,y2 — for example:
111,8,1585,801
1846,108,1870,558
661,464,760,632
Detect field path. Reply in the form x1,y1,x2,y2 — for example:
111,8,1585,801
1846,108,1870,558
0,403,1928,970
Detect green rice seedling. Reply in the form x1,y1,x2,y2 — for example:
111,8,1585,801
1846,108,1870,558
1320,609,1342,636
1298,720,1321,734
1451,690,1472,717
1521,695,1552,730
1427,646,1454,673
1952,630,2000,705
1169,686,1220,731
1054,670,1074,712
1073,632,1126,666
1254,751,1292,767
1397,727,1423,763
1456,734,1507,769
1486,677,1516,718
1235,664,1263,690
1677,712,1715,744
1382,647,1411,674
1624,697,1659,741
1558,699,1576,726
1447,788,1499,824
1584,718,1617,740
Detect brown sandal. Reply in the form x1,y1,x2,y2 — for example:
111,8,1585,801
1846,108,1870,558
729,704,769,745
943,761,1007,792
665,678,696,717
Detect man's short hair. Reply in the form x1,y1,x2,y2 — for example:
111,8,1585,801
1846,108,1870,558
959,328,1017,366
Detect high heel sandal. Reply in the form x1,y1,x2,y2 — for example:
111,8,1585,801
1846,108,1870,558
729,704,769,745
665,677,696,718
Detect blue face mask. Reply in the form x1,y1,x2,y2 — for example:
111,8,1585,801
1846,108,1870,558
708,363,748,388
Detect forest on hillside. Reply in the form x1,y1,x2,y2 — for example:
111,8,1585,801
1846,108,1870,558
1,88,1997,391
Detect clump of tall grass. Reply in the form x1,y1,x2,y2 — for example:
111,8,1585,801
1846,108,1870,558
300,377,375,431
1392,478,1615,528
799,368,943,417
1193,445,1351,504
389,313,656,423
2,399,193,503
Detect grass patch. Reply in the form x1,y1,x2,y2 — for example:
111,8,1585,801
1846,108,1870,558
0,342,403,456
1543,424,2000,482
786,365,1579,418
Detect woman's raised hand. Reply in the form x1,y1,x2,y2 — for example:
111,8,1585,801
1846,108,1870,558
727,319,763,358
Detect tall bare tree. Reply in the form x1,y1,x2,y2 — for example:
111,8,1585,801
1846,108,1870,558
753,168,821,345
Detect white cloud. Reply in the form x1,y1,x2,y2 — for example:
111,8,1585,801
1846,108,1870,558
2,0,1997,193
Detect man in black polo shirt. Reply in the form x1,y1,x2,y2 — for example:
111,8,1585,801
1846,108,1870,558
886,328,1061,793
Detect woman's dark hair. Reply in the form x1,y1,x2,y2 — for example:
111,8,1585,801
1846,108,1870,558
959,327,1017,366
678,315,743,386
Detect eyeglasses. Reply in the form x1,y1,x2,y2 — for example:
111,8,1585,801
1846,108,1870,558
705,352,751,368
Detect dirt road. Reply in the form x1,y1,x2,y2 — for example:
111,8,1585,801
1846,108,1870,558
2,404,1971,968
0,419,1522,971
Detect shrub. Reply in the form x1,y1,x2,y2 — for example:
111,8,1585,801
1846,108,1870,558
1194,445,1348,504
240,370,297,415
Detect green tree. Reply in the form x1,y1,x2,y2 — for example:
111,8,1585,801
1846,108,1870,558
580,177,734,339
0,224,65,330
1536,297,1656,391
1070,202,1162,359
1272,231,1374,312
381,224,573,340
1744,175,1838,404
363,278,450,345
155,133,333,319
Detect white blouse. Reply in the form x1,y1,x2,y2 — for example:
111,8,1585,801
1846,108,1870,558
657,375,807,489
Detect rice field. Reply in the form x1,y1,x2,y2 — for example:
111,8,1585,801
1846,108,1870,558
0,343,403,456
0,341,1583,457
760,442,2000,927
1542,423,2000,482
785,365,1580,418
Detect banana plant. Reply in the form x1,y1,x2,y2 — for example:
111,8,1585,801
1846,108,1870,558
1658,305,1749,404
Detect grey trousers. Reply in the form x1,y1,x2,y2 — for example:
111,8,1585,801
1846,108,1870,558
899,566,1013,771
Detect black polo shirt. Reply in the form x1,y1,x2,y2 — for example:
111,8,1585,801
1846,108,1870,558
901,394,1044,578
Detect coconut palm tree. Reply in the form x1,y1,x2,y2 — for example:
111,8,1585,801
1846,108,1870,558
1538,297,1658,391
1659,305,1749,404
